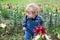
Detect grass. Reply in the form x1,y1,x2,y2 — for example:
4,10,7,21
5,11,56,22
1,0,60,7
0,0,60,40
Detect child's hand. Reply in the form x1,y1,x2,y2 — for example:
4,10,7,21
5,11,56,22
23,27,26,31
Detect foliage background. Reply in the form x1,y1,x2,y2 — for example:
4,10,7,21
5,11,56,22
0,0,60,40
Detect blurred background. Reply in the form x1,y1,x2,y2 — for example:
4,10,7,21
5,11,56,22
0,0,60,40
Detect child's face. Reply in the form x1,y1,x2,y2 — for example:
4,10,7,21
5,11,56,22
26,11,38,18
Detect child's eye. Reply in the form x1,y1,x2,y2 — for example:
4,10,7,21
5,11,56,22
33,11,35,13
32,11,35,14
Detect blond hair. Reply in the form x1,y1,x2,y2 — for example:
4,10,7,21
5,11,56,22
26,3,39,12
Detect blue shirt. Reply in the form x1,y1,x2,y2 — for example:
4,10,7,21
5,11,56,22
22,15,45,36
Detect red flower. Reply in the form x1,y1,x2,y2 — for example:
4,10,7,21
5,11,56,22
34,26,47,36
41,27,47,35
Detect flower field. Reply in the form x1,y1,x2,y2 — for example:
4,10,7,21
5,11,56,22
0,0,60,40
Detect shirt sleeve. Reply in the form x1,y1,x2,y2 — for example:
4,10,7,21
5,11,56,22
22,16,27,27
39,16,45,26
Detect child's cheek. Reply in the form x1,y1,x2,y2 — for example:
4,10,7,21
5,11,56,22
35,13,38,16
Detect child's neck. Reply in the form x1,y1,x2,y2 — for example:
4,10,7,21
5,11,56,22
28,15,37,19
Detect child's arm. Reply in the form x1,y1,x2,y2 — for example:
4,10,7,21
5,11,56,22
40,16,45,26
40,16,47,34
22,16,27,30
